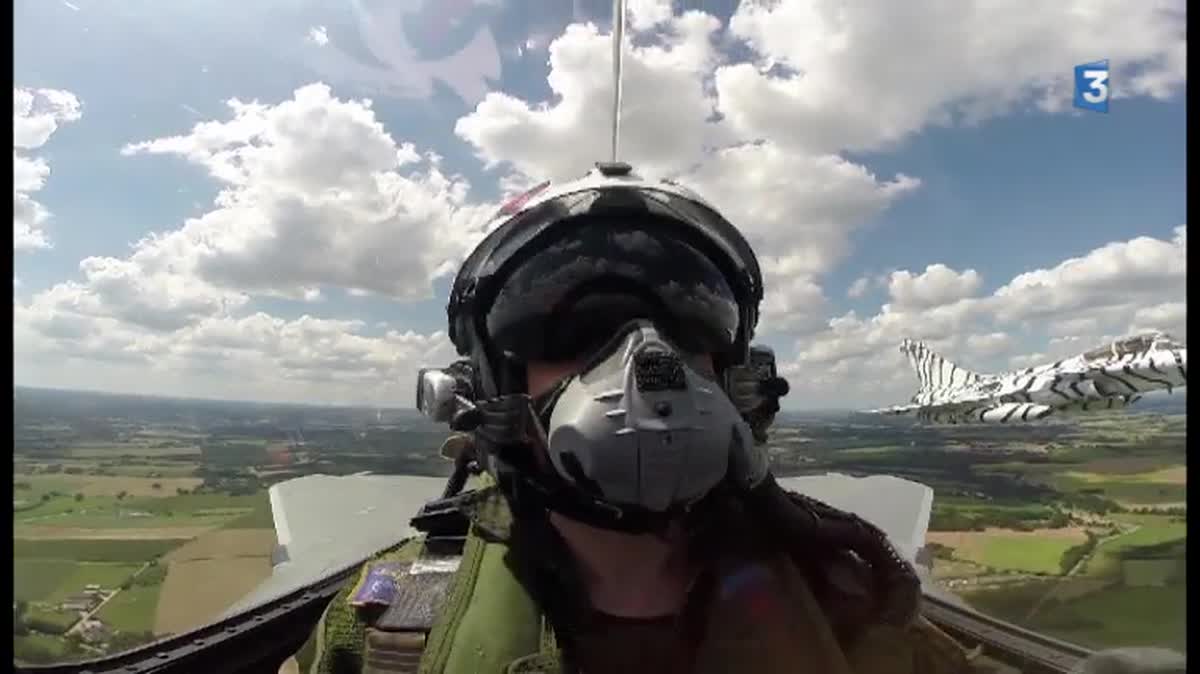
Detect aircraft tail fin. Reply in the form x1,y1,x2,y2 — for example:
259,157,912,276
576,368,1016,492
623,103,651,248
900,339,986,402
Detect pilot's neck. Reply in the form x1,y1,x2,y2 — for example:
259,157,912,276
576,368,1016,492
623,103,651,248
549,512,698,619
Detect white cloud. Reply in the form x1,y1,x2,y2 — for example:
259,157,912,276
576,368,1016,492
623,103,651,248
118,83,494,305
717,0,1185,154
887,264,982,310
15,84,493,405
965,332,1013,358
14,87,81,251
627,0,674,31
14,304,457,405
307,26,329,47
847,276,871,299
13,3,1186,407
14,87,81,149
990,225,1187,324
456,15,728,183
1128,301,1187,339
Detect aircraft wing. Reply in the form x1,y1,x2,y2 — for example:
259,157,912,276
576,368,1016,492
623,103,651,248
223,472,934,618
778,473,933,564
221,474,448,618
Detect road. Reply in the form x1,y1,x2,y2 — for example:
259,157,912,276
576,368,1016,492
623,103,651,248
66,561,152,636
1021,523,1140,622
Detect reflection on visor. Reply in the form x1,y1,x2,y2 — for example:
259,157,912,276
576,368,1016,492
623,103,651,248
485,222,741,362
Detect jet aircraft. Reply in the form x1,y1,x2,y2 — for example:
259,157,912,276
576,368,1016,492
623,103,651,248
868,332,1187,424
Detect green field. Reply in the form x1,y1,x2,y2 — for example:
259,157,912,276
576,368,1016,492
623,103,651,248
12,488,271,657
967,582,1187,652
15,512,240,531
220,493,274,529
13,491,261,530
14,556,142,604
26,606,77,632
96,582,163,634
14,632,82,664
14,538,191,562
1050,475,1185,504
977,536,1077,575
1081,516,1187,578
14,560,78,602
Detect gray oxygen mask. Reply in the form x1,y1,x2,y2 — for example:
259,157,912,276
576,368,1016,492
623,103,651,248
539,320,755,514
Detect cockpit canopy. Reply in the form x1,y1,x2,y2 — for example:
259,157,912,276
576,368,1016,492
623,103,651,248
1082,332,1184,362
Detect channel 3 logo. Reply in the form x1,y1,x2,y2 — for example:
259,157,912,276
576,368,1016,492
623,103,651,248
1074,60,1110,113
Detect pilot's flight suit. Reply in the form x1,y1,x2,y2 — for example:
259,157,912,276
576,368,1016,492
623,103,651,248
308,481,981,674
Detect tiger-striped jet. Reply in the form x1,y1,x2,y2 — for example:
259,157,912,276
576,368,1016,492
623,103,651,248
868,332,1187,424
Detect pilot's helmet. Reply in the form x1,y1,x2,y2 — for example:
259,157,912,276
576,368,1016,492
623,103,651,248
444,162,766,532
446,162,765,398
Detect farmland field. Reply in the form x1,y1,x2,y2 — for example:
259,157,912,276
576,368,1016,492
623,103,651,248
15,525,223,540
12,385,1186,666
14,559,78,602
154,528,274,633
162,529,275,562
14,538,190,561
14,474,204,498
42,563,143,603
967,582,1187,652
1080,514,1187,578
155,556,273,634
928,528,1089,575
97,582,164,634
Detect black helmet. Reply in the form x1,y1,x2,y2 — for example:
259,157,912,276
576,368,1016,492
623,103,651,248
448,162,764,398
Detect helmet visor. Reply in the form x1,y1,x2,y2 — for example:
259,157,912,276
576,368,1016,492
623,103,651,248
484,220,741,362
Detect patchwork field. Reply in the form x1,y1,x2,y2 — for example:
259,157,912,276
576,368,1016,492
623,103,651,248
1080,515,1187,578
13,482,276,663
1062,466,1183,483
14,484,265,538
928,527,1090,575
98,582,164,634
12,387,1186,666
154,529,275,634
14,538,190,561
14,559,79,602
161,529,275,563
15,526,222,540
15,474,204,498
967,581,1187,652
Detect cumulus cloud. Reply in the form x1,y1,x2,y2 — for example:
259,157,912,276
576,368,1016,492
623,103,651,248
14,87,81,251
307,26,329,47
14,303,457,405
15,84,495,404
887,264,983,310
718,0,1186,153
117,83,494,305
14,2,1185,407
456,15,728,183
847,276,871,299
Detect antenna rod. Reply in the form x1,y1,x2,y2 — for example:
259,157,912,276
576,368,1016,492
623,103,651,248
610,0,626,163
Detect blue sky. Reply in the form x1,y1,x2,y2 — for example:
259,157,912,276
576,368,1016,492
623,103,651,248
13,0,1187,409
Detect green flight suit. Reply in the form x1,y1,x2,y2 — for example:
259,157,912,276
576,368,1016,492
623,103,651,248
309,485,977,674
